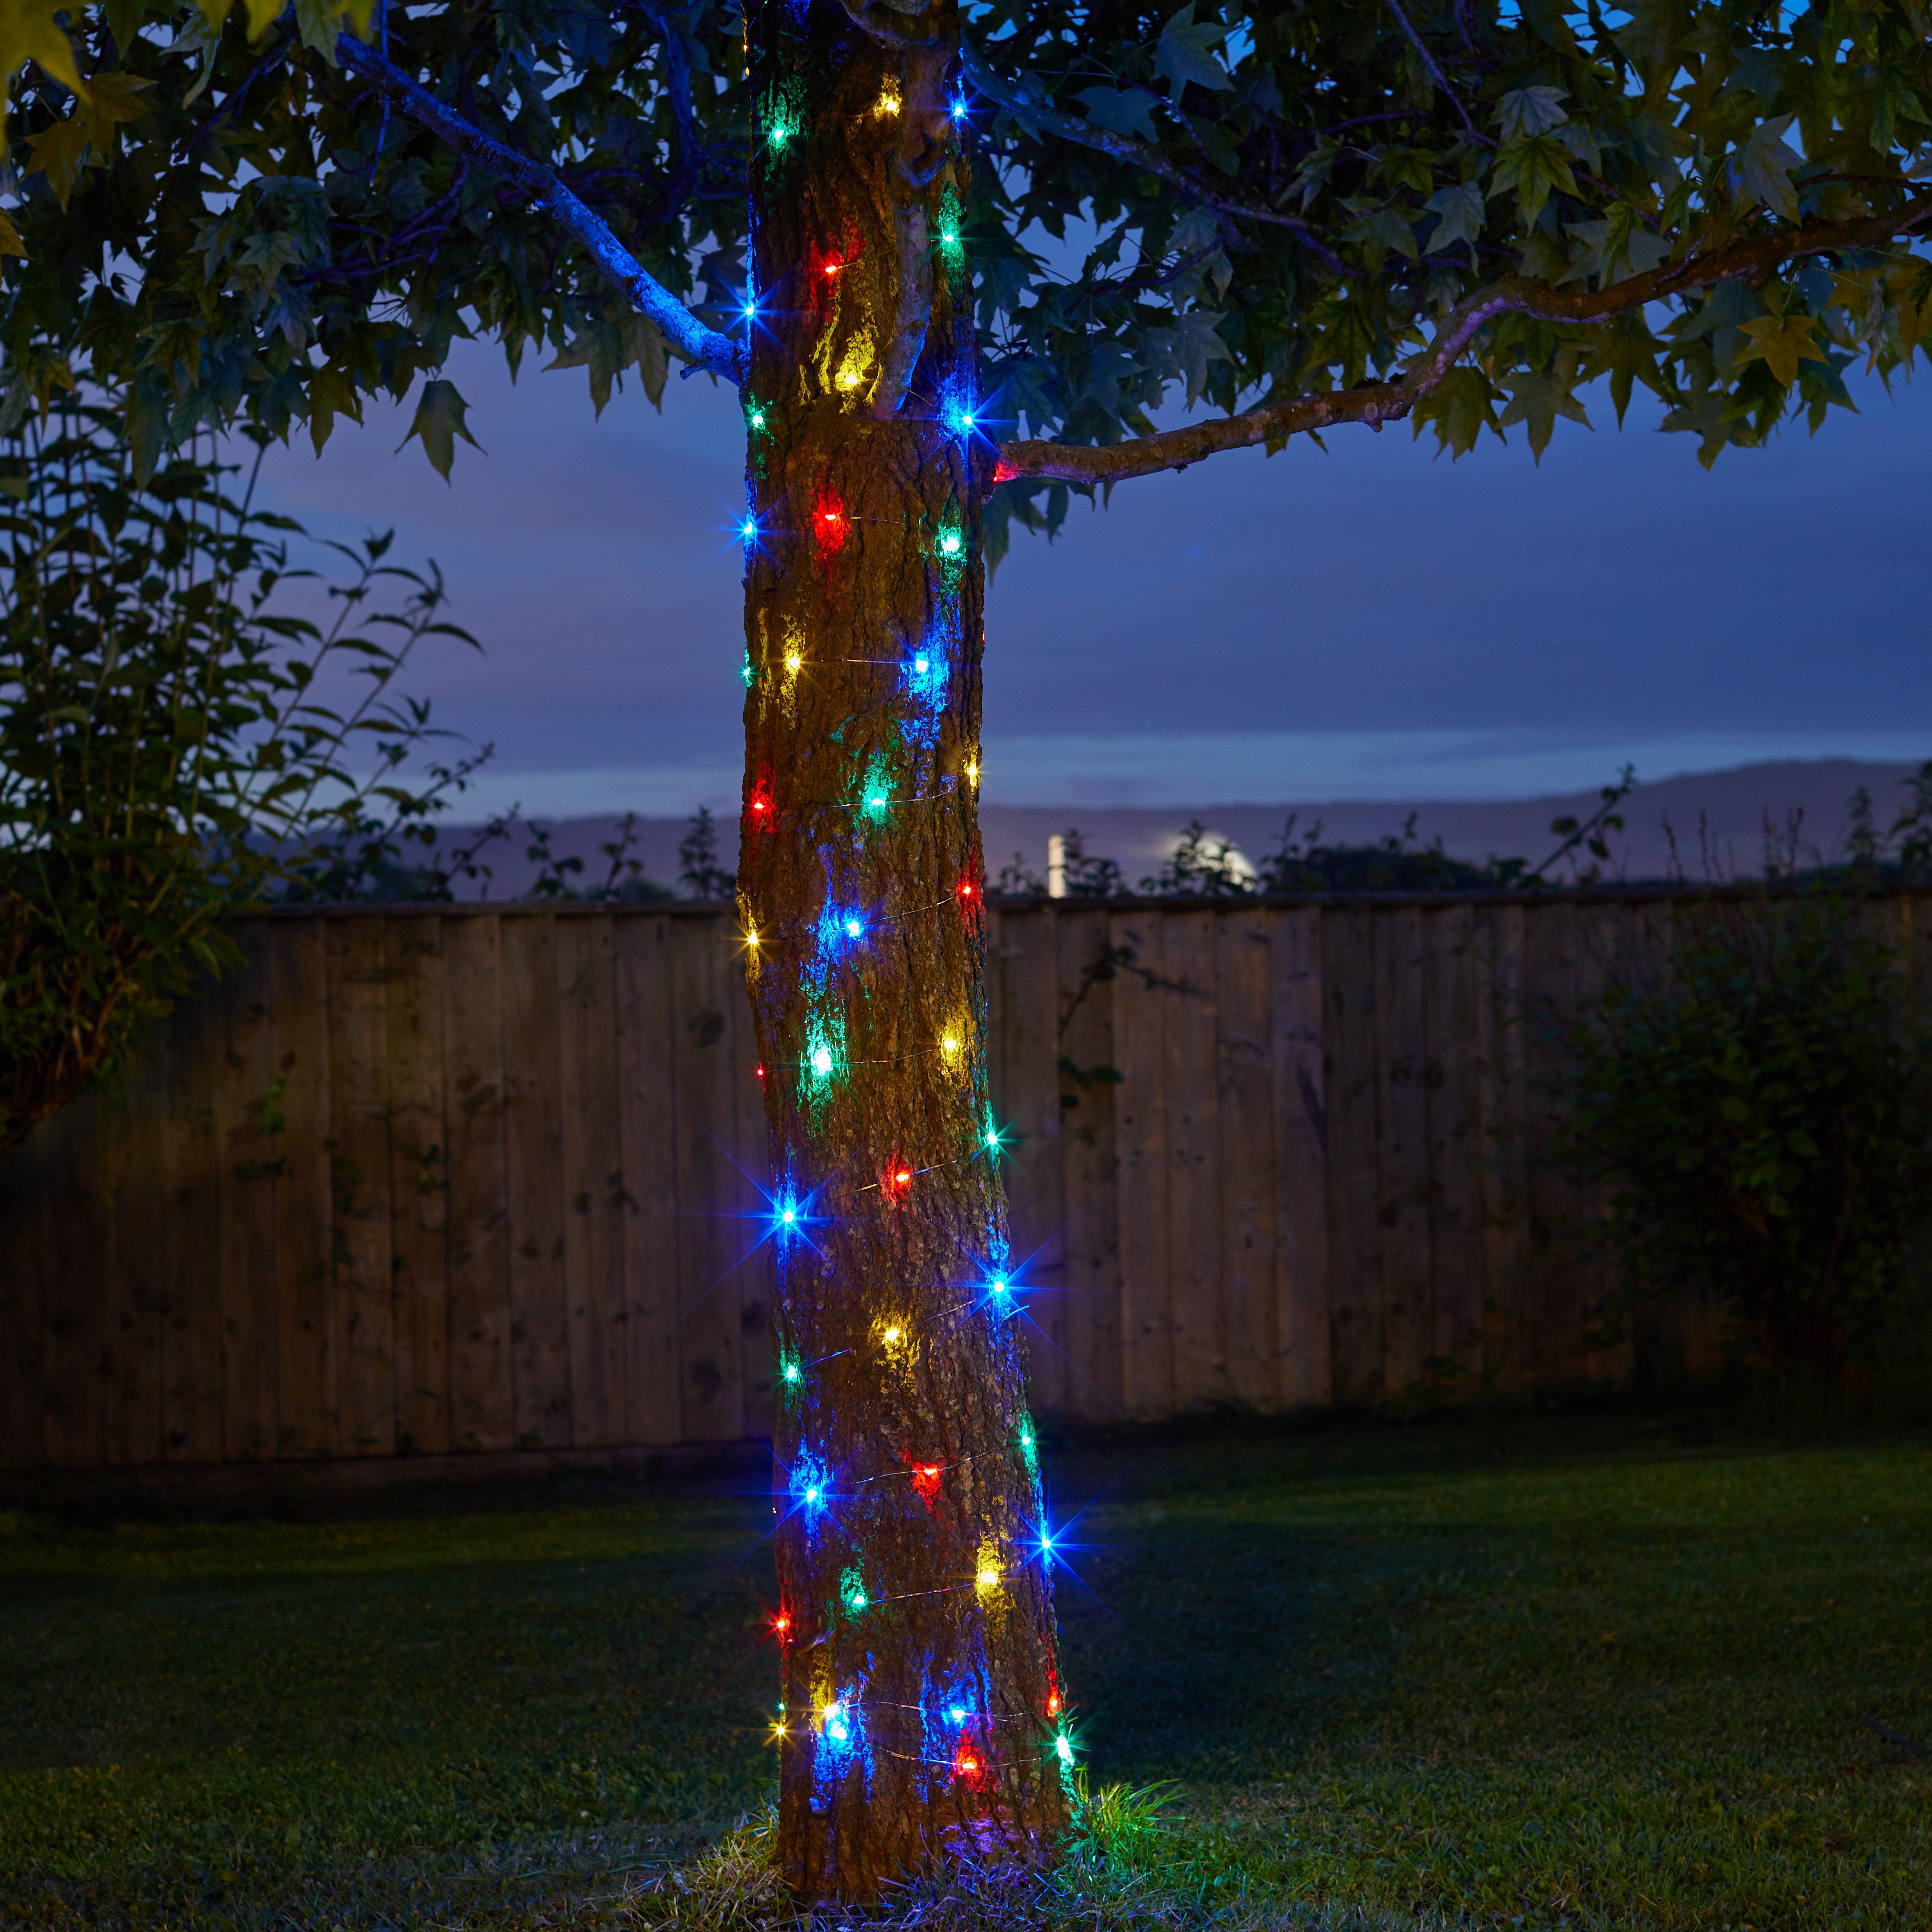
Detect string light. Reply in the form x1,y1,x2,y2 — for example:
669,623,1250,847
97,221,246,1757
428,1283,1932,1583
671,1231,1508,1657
938,529,963,558
811,1045,834,1076
745,923,760,949
786,650,802,672
875,82,901,116
748,404,766,427
1054,1731,1075,1767
965,758,979,786
942,1033,961,1060
782,1358,801,1384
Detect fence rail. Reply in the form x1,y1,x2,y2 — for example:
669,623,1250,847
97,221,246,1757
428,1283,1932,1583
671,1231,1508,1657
6,894,1922,1475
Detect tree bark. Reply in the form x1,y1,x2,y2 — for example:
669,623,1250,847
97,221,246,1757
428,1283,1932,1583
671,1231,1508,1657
739,0,1070,1900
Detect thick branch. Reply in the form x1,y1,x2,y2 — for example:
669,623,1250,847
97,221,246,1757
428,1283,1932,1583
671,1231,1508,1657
996,194,1932,485
334,32,745,383
956,42,1327,242
835,0,948,51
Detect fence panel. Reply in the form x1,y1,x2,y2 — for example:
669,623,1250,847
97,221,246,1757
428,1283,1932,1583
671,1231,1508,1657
3,892,1858,1478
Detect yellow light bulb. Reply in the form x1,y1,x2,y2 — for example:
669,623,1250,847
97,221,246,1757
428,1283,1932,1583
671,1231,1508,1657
837,369,863,390
785,652,802,672
746,925,759,949
942,1034,960,1058
977,1564,999,1591
965,759,978,786
875,86,901,116
884,1325,902,1345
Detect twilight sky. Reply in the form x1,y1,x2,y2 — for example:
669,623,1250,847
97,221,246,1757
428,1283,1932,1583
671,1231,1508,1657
252,338,1932,820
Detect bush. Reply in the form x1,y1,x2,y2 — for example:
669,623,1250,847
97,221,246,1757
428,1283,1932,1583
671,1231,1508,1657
1568,894,1932,1380
0,403,476,1154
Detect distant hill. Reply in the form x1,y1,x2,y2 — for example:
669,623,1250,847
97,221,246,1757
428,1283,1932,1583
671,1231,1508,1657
408,758,1919,899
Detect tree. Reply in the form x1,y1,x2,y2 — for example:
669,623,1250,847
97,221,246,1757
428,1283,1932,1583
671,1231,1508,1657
7,0,1929,1897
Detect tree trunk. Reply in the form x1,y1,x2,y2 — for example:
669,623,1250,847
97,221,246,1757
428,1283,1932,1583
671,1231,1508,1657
739,0,1070,1899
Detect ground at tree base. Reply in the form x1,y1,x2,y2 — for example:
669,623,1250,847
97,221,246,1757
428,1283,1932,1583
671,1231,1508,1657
1,1408,1926,1931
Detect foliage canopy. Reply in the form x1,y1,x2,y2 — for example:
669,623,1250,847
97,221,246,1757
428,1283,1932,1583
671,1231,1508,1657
0,0,1926,539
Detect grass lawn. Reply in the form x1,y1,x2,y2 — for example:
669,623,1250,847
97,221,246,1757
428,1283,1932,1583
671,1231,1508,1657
1,1411,1927,1929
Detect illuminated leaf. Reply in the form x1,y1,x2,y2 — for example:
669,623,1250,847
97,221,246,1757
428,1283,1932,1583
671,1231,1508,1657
1736,314,1829,388
0,0,88,148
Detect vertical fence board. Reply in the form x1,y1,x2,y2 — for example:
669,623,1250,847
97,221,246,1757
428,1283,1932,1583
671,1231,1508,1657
1521,902,1584,1390
503,915,572,1449
39,1096,103,1466
671,924,744,1442
1165,909,1224,1410
1216,908,1279,1410
19,889,1921,1477
325,918,395,1457
1270,907,1330,1409
443,914,514,1451
1324,906,1381,1406
387,917,450,1457
1475,902,1534,1396
1056,908,1122,1423
216,927,279,1462
0,1116,48,1468
1110,912,1173,1419
1375,906,1432,1400
272,921,334,1457
99,1018,169,1466
996,906,1069,1416
160,988,223,1463
615,915,683,1445
558,916,625,1450
1424,906,1485,1397
1573,904,1626,1386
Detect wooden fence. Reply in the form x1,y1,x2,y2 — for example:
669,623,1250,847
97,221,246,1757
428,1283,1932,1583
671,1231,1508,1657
7,894,1919,1476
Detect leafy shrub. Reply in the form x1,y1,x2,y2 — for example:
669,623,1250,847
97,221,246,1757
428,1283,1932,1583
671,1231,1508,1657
0,404,475,1154
1568,895,1932,1380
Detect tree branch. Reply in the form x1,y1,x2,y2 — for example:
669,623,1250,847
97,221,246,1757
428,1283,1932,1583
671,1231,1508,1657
1384,0,1486,145
995,193,1932,485
956,42,1332,246
334,32,745,383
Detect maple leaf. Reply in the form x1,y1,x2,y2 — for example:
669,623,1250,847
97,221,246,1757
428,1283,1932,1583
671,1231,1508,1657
1154,5,1231,97
1736,314,1828,387
397,378,483,481
1499,372,1591,460
0,0,88,149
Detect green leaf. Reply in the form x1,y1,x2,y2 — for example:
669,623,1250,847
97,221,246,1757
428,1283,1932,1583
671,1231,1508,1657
1154,5,1231,96
1498,372,1591,461
1074,86,1159,141
1736,314,1828,388
1423,183,1484,256
1491,135,1577,228
1410,366,1504,457
1496,86,1569,140
397,378,483,481
24,118,89,209
1730,116,1802,221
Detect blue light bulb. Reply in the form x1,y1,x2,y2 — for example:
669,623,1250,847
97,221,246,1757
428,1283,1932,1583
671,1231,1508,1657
845,917,862,938
741,518,757,541
949,1706,967,1724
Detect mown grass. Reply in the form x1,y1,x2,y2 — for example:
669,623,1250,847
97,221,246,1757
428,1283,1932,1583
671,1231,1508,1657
1,1410,1927,1929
